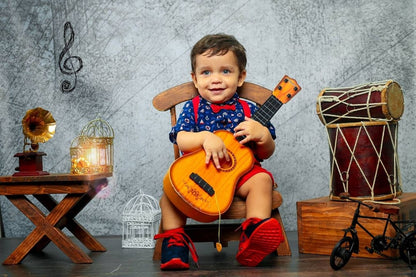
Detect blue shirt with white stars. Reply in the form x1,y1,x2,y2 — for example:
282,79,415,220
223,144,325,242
169,93,276,144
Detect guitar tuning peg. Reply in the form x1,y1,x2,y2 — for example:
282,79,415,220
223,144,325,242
287,94,292,98
284,78,288,83
278,86,282,90
294,87,298,91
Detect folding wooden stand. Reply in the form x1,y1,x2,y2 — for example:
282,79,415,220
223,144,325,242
0,173,111,264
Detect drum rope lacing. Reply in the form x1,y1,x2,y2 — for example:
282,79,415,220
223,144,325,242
317,81,389,125
326,122,402,203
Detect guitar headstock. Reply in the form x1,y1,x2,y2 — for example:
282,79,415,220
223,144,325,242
272,75,301,104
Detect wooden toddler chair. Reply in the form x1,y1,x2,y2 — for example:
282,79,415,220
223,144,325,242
152,82,291,260
0,206,4,237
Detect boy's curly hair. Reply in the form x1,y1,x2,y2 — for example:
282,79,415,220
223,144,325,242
190,33,247,74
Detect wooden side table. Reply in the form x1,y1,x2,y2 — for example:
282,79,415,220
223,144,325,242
0,173,111,264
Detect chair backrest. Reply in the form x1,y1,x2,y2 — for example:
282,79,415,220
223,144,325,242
152,81,272,159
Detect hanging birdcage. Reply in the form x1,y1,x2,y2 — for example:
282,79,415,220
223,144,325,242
122,192,161,248
70,118,114,174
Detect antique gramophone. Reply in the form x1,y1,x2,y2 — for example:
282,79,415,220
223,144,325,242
13,107,56,176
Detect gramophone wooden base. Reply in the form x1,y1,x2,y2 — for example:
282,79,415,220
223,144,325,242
13,170,49,176
13,152,49,176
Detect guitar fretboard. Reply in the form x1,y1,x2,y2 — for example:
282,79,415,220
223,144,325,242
236,95,283,142
251,95,283,126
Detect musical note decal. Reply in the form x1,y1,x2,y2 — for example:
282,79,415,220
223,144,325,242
58,22,83,93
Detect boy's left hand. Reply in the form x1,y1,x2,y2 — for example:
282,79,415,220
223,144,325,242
233,117,270,145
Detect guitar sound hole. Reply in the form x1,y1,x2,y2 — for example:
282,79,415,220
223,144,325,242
219,151,236,172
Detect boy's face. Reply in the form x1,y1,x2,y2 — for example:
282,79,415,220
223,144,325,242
191,50,246,104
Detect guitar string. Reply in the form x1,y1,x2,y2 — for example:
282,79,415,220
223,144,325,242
214,193,222,252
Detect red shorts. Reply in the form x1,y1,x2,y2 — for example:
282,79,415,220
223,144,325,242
236,162,274,190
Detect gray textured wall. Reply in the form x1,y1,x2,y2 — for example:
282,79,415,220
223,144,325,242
0,0,414,238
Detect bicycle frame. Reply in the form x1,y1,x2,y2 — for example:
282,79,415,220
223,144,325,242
342,198,414,254
331,195,416,270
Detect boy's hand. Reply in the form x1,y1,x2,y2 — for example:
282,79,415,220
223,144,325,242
202,132,230,169
233,117,270,145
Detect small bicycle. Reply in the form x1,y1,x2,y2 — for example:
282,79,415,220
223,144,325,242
330,192,416,270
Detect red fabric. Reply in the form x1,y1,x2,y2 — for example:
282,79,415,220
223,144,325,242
238,98,251,118
192,96,200,123
211,103,236,113
192,95,251,122
236,162,274,190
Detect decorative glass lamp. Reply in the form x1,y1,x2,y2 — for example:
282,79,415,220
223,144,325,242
122,192,161,248
70,118,114,174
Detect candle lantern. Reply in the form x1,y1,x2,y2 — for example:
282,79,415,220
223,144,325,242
70,118,114,174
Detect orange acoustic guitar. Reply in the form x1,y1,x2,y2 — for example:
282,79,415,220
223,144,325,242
163,75,301,222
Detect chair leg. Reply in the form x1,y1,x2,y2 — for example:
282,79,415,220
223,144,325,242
272,208,291,256
0,205,4,238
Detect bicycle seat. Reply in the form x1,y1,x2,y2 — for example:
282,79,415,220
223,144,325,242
372,204,400,215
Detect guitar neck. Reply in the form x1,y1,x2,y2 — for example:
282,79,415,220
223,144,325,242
236,75,300,142
251,95,283,126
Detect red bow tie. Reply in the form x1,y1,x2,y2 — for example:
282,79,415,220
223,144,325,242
211,103,236,113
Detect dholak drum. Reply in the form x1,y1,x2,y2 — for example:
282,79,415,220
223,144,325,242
327,121,402,201
317,80,404,125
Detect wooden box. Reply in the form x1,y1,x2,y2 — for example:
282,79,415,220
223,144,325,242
297,192,416,258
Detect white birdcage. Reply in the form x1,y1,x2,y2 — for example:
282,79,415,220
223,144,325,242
122,192,161,248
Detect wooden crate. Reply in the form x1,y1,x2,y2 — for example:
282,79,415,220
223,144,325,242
297,192,416,258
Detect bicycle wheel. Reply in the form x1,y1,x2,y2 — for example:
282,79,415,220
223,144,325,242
330,236,354,270
400,230,416,266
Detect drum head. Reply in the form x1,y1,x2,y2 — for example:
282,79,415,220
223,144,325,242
384,81,404,120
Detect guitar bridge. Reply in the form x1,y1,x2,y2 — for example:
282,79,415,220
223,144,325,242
190,173,215,196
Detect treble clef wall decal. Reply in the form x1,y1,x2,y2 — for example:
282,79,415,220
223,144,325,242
58,21,83,93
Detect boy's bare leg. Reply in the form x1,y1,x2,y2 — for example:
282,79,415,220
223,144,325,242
160,193,187,231
235,173,282,267
235,172,273,219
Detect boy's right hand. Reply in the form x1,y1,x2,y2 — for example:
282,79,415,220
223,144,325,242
202,132,230,169
176,130,230,169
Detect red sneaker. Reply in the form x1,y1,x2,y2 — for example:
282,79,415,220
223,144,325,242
154,227,199,270
236,217,283,266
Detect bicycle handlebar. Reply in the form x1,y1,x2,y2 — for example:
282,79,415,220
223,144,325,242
339,192,376,209
339,192,399,215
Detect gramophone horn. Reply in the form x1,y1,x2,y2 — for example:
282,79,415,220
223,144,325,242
22,107,56,144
